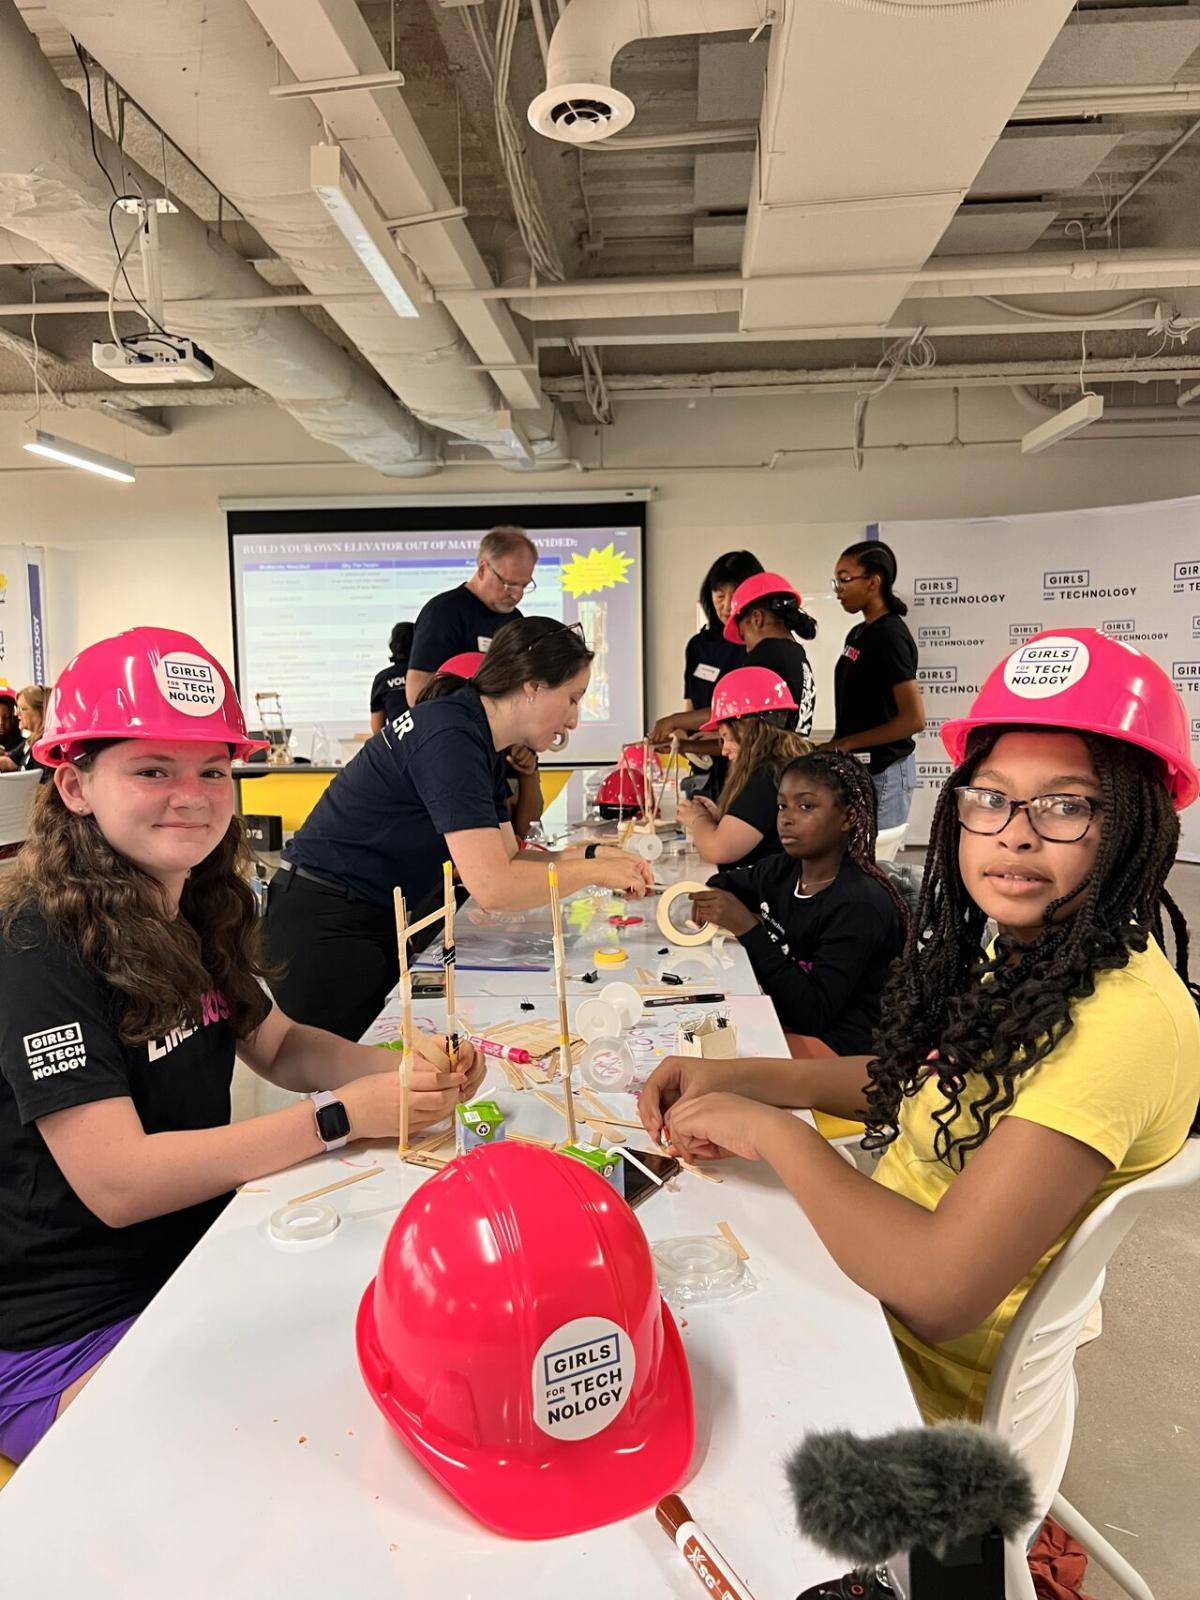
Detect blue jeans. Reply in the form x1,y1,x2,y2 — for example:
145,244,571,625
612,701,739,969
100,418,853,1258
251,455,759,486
872,751,917,830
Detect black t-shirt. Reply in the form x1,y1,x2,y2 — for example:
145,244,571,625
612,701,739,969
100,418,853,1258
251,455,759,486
369,661,409,722
711,853,904,1053
683,629,745,710
286,690,511,907
833,612,919,775
1,726,23,759
721,768,785,872
409,585,522,674
0,911,267,1349
745,638,816,737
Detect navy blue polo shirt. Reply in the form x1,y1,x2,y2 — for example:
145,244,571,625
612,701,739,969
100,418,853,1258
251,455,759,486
409,585,523,674
285,691,511,907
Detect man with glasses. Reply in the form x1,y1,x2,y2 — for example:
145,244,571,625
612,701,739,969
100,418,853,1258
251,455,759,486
405,527,538,705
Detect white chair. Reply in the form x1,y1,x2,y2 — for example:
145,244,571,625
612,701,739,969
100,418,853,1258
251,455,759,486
875,823,908,862
984,1134,1200,1600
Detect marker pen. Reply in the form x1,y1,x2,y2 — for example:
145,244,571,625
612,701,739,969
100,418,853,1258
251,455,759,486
656,1495,757,1600
467,1034,532,1065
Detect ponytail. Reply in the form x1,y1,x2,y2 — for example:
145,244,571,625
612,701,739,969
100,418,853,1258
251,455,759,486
839,539,907,616
759,593,817,641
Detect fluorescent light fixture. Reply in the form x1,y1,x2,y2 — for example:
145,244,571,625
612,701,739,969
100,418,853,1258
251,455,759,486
495,409,536,466
311,143,421,320
23,428,136,483
269,71,405,100
1020,392,1104,455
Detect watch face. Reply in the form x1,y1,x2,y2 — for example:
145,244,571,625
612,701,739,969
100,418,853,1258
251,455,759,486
316,1100,351,1142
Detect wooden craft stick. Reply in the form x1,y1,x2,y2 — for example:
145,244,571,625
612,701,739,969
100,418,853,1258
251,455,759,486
532,1088,569,1119
671,732,681,812
581,1114,644,1131
684,1164,723,1190
394,887,413,1155
717,1221,749,1260
509,1131,557,1149
289,1166,384,1205
442,860,458,1068
643,737,654,824
394,901,449,942
404,1151,450,1171
577,1086,611,1120
546,864,579,1144
587,1121,625,1145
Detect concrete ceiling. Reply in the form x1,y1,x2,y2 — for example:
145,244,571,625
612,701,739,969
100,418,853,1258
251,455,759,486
5,0,1200,438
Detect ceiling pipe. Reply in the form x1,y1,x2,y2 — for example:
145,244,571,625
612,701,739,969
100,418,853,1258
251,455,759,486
0,0,437,474
528,0,772,144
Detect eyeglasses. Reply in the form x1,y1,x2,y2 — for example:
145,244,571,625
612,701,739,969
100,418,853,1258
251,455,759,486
526,620,587,651
485,559,536,595
954,786,1102,843
831,573,869,591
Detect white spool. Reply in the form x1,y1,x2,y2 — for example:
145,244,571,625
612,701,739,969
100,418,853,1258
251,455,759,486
598,981,643,1030
577,996,623,1042
268,1203,340,1249
579,1037,636,1092
656,881,722,948
629,830,663,862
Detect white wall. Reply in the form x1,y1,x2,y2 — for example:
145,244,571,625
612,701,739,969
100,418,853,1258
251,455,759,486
5,384,1200,735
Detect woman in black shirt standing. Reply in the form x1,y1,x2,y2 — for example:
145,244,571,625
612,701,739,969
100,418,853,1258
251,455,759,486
676,667,811,873
829,539,925,830
721,572,817,737
369,621,415,734
649,550,763,746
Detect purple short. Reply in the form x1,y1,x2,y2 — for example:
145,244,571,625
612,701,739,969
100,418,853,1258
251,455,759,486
0,1316,135,1463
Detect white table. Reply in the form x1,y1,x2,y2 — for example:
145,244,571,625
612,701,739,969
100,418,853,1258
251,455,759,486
0,997,919,1600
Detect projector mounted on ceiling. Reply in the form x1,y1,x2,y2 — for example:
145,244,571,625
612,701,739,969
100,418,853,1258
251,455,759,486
93,334,215,385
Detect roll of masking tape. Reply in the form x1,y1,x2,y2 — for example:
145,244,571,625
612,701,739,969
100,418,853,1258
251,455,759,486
549,728,570,753
656,881,723,948
269,1203,340,1248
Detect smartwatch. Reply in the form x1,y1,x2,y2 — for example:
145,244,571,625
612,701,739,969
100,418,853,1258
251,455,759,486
584,842,600,860
309,1090,350,1151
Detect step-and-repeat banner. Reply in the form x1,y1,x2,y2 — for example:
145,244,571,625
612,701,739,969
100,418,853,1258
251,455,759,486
0,545,48,693
877,498,1200,862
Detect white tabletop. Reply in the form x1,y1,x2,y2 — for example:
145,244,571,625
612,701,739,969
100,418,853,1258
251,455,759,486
0,992,918,1599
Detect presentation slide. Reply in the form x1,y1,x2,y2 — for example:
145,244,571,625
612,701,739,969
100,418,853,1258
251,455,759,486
227,507,644,766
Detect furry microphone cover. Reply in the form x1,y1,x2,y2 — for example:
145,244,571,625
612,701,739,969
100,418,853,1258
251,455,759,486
785,1423,1037,1565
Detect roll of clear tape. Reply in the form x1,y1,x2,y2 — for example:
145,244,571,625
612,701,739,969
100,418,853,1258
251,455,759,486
579,1036,636,1092
577,996,624,1043
629,830,663,862
656,881,723,947
652,1235,755,1305
269,1202,340,1248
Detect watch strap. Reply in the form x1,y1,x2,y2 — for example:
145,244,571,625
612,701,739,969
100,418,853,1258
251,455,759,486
309,1089,349,1151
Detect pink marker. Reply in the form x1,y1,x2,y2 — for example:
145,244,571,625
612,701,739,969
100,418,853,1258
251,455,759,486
468,1034,532,1065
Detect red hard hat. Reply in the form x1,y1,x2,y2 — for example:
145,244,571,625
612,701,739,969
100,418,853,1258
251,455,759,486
699,665,799,732
619,742,662,775
356,1142,693,1539
33,627,267,766
439,650,486,678
723,571,802,643
942,628,1198,810
596,766,645,818
0,685,17,703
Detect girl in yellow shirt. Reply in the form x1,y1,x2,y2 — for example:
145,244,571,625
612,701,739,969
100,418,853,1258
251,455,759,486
640,627,1200,1424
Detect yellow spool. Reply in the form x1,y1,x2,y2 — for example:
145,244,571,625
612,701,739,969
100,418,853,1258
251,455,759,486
594,947,628,967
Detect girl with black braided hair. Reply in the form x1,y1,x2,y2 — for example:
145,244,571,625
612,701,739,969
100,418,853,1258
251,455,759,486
639,629,1200,1425
688,749,909,1054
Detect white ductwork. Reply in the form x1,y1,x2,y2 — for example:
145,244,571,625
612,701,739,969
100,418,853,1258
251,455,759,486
51,0,564,464
528,0,772,144
0,0,436,473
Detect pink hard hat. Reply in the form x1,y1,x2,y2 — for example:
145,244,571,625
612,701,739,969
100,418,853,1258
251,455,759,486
723,571,802,643
699,665,799,732
439,650,486,678
33,627,268,766
0,685,17,703
356,1141,693,1539
619,742,662,775
942,628,1198,810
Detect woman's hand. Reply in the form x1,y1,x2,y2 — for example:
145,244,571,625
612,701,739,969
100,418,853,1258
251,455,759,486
677,795,717,829
507,744,538,777
662,1092,791,1164
638,1054,737,1142
344,1034,482,1138
591,853,655,898
650,712,690,744
689,887,757,937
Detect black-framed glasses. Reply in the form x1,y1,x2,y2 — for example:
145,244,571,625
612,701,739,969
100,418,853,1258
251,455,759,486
955,785,1102,843
831,572,869,591
485,558,536,595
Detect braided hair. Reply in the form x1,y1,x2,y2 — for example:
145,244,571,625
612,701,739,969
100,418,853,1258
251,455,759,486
863,726,1196,1169
779,751,911,934
754,590,818,642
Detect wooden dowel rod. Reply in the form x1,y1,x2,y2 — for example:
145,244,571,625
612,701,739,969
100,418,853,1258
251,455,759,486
289,1166,384,1205
394,888,413,1155
547,864,578,1144
443,860,458,1068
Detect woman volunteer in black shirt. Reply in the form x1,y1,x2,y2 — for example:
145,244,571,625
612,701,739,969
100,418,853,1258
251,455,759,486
264,618,653,1040
649,550,763,746
676,667,811,873
0,627,481,1464
721,572,817,737
829,539,925,829
688,752,908,1054
369,621,414,733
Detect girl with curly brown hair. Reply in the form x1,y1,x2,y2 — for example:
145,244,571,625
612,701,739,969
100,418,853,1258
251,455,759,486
638,630,1199,1424
0,628,481,1464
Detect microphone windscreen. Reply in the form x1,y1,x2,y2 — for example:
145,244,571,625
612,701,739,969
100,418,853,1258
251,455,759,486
786,1423,1036,1565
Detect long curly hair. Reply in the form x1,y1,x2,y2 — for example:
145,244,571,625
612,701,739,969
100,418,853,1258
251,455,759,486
863,727,1195,1168
0,767,272,1045
717,713,813,818
779,750,912,934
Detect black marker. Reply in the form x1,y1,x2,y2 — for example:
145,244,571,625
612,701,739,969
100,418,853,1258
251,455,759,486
644,992,726,1007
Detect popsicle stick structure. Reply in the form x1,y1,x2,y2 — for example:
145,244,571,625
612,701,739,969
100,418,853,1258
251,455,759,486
393,888,414,1155
546,864,579,1144
442,860,458,1067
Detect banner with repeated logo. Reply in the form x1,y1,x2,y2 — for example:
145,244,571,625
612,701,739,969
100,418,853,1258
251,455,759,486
877,497,1200,862
0,544,48,692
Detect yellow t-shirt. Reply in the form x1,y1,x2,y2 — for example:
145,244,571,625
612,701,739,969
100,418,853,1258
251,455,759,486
872,936,1200,1424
